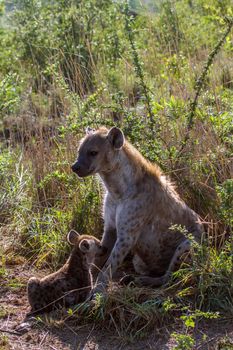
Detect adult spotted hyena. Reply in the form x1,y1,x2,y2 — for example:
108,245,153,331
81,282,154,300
71,127,203,292
27,230,105,314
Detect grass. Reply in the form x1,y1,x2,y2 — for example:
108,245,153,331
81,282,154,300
27,236,232,346
75,236,232,340
0,307,8,319
216,337,233,350
0,334,9,350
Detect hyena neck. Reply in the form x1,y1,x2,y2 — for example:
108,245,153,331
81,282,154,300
99,142,151,198
66,249,90,285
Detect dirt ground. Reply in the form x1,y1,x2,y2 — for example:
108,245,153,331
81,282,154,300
1,263,233,350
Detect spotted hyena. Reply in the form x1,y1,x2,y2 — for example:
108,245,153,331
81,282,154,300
71,127,203,293
27,230,105,314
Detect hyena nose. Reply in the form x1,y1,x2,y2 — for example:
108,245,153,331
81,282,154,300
71,162,80,173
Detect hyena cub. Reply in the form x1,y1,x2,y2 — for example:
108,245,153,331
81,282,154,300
27,230,105,314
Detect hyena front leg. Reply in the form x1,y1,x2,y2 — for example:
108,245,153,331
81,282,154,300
92,195,117,279
93,231,140,294
92,207,144,294
92,226,117,280
135,239,191,287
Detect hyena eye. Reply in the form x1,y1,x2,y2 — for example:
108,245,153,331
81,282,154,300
89,151,98,156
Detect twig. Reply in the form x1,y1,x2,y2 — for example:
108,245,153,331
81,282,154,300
0,328,22,336
124,2,154,124
196,334,221,349
39,331,49,346
177,17,233,159
49,346,58,350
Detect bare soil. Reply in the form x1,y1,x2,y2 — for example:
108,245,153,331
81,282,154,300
1,261,233,350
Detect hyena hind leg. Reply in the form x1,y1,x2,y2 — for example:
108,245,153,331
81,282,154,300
133,254,151,275
134,239,191,287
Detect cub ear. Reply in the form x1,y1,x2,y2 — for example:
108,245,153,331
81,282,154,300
86,127,95,135
67,230,80,245
107,127,125,150
79,239,90,253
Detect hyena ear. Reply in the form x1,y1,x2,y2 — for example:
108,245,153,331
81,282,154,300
107,127,125,150
67,230,80,245
79,239,90,253
86,127,95,135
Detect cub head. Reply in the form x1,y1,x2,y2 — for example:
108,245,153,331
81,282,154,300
71,126,125,177
67,230,106,260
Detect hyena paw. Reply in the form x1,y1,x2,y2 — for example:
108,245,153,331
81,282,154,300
78,285,107,314
91,288,106,299
87,283,107,301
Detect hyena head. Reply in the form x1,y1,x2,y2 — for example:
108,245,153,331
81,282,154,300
67,230,107,263
71,126,125,177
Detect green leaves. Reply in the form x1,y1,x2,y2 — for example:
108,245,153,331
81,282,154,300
0,73,22,118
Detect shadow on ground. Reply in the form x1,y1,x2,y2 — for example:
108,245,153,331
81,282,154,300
1,264,233,350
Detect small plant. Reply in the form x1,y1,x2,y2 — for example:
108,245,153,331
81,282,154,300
172,333,195,350
0,306,8,319
0,334,9,349
0,72,22,118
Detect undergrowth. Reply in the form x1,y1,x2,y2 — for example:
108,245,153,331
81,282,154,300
31,235,232,347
